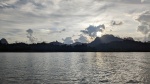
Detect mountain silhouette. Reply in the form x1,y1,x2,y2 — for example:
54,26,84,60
49,41,63,45
0,34,150,52
0,38,8,45
89,34,123,47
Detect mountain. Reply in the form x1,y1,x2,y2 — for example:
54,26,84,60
72,42,82,46
88,37,101,47
49,41,63,45
1,34,150,52
89,34,123,47
0,38,8,45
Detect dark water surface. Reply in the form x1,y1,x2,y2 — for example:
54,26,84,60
0,52,150,84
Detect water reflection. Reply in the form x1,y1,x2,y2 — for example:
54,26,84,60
0,52,150,84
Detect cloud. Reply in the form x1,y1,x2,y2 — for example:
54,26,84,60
49,28,66,34
62,37,73,44
137,25,150,35
141,0,150,3
1,0,18,4
0,0,150,43
0,2,15,9
148,34,150,41
26,29,33,36
62,34,89,44
136,10,150,35
111,20,123,26
74,34,89,43
26,29,36,43
96,0,150,4
136,10,150,24
81,24,105,38
59,28,66,33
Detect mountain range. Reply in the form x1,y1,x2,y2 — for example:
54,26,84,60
0,34,150,52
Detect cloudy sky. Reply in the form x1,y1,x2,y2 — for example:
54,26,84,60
0,0,150,43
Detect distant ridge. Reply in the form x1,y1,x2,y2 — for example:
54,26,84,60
0,34,150,52
49,41,63,45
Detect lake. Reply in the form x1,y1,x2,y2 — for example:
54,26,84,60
0,52,150,84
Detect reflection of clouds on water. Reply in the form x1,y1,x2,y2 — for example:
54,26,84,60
0,53,150,83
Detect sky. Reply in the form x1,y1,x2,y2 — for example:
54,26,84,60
0,0,150,44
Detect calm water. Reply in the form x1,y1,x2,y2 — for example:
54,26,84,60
0,52,150,84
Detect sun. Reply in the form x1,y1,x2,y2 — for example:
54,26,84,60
96,32,102,37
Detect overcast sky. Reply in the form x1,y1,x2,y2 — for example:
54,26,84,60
0,0,150,43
